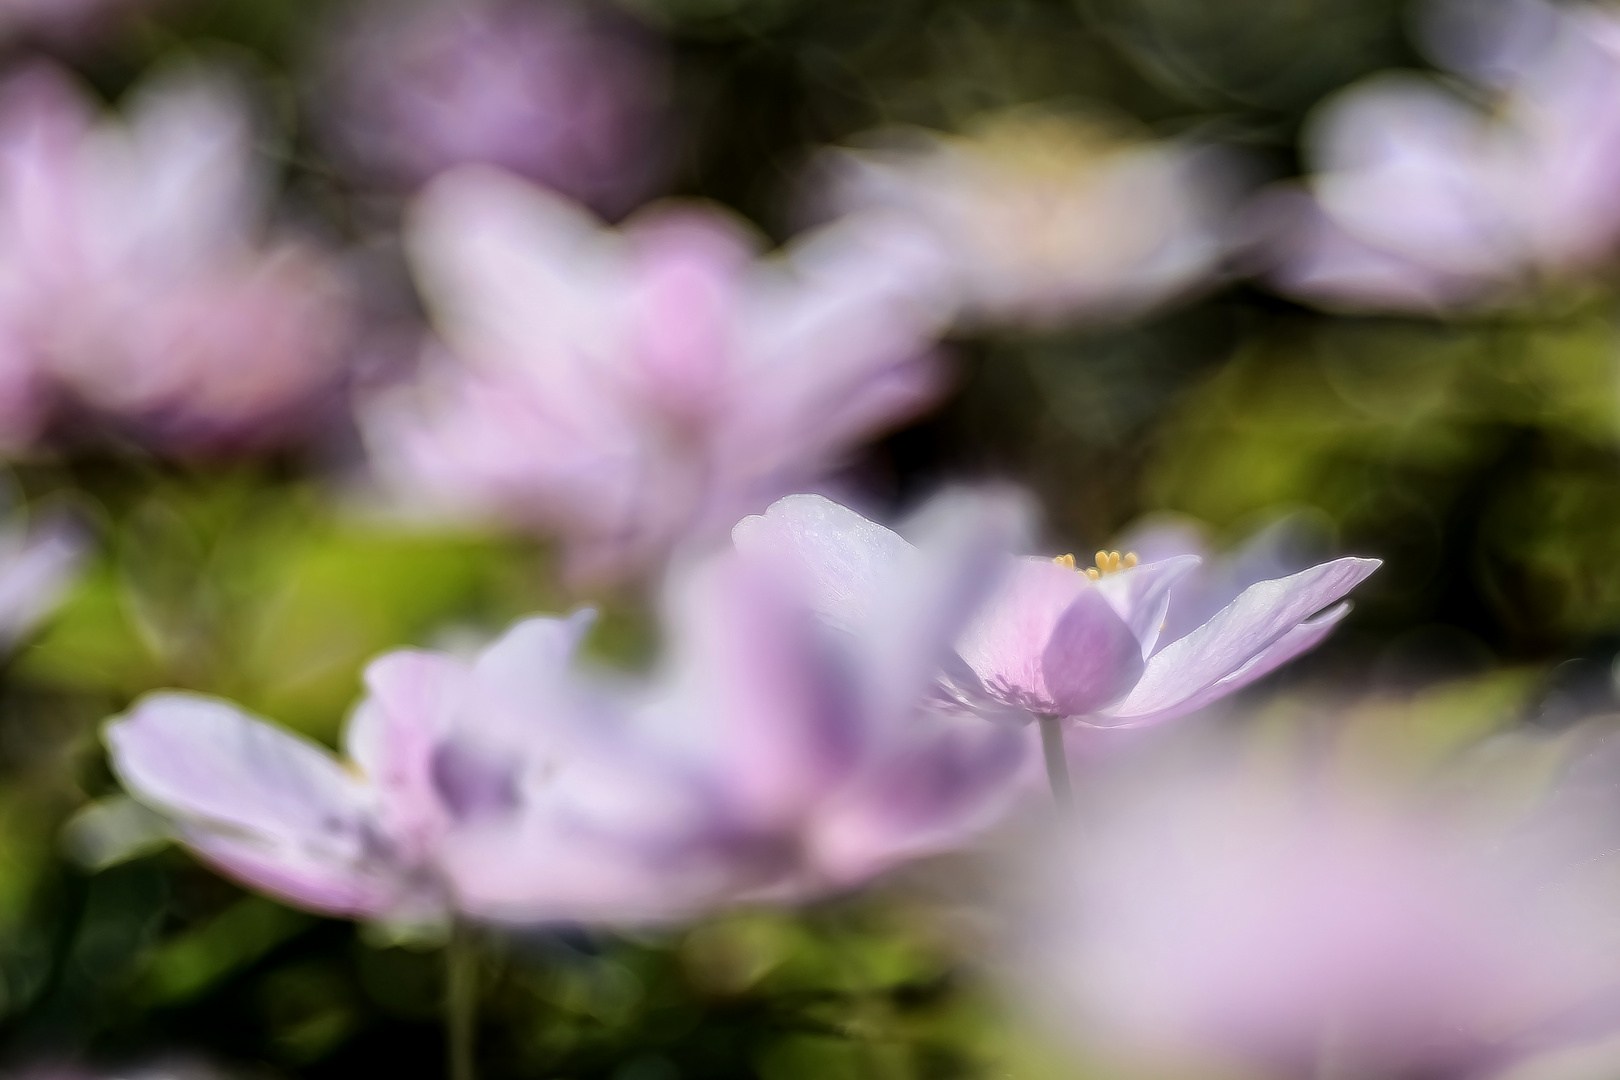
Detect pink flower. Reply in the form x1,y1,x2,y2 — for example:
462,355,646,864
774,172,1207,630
735,494,1379,727
0,62,354,451
1260,0,1620,311
363,166,947,582
1006,725,1620,1077
316,0,672,215
819,110,1241,328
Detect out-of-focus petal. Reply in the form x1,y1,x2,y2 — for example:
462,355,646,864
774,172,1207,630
731,493,914,632
106,693,397,915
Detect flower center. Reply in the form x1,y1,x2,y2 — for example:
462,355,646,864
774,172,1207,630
1055,550,1137,580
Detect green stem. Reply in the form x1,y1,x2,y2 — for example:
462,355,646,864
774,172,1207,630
446,924,478,1080
1038,714,1073,812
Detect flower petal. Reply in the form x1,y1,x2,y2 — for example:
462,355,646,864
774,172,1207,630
106,693,397,915
955,558,1091,712
1095,554,1202,659
1106,557,1380,722
731,493,913,632
1042,586,1147,717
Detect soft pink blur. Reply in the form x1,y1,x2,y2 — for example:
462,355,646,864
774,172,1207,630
1260,0,1620,311
317,0,673,215
1008,725,1620,1077
0,62,355,452
820,110,1241,329
363,166,948,582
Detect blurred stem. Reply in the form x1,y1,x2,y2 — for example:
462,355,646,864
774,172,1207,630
446,923,478,1080
1038,714,1073,811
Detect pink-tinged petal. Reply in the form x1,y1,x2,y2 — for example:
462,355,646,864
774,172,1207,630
0,512,82,646
1094,554,1201,659
955,558,1091,713
731,493,913,632
1095,602,1352,728
184,830,401,920
807,708,1033,888
471,609,596,712
347,650,472,854
665,555,860,830
1106,557,1381,722
106,693,396,914
1041,587,1147,717
854,487,1030,726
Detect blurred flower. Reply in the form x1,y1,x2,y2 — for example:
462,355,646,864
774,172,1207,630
735,494,1379,727
317,0,672,214
450,487,1034,914
106,611,625,923
0,502,83,647
1005,721,1620,1078
818,109,1241,328
363,166,947,582
1259,0,1620,311
0,62,354,451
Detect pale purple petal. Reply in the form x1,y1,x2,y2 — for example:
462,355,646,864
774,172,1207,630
0,512,82,645
1041,587,1147,717
347,650,471,854
806,708,1033,888
106,693,397,915
1105,557,1380,722
731,493,913,632
471,609,597,713
1094,554,1201,659
954,559,1091,713
663,555,861,831
1093,602,1351,728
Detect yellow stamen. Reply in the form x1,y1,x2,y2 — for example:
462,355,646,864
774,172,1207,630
1058,549,1139,579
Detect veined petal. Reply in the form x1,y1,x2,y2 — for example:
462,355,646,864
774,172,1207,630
731,493,913,632
1106,557,1380,722
955,558,1090,712
1095,603,1353,728
1042,588,1147,717
1095,554,1201,659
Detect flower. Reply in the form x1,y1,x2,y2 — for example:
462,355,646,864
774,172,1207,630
1257,0,1620,311
734,494,1379,727
445,488,1035,914
315,0,673,215
363,166,948,582
0,62,354,451
817,108,1240,328
0,500,83,647
1003,720,1620,1078
105,611,653,923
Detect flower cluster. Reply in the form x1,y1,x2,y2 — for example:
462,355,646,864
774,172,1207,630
107,489,1376,928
